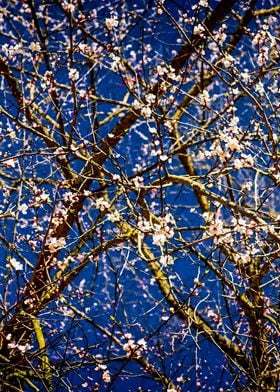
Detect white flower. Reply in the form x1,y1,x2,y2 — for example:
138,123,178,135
18,203,28,214
159,154,168,162
223,54,234,68
255,81,265,95
208,219,224,236
29,42,40,52
102,370,111,383
95,197,110,211
145,93,156,104
200,89,210,106
194,24,205,36
107,211,120,222
112,173,120,181
225,137,242,151
159,255,174,266
140,106,152,118
164,121,174,132
137,338,147,351
54,147,66,160
110,53,122,71
8,341,33,353
4,158,16,168
47,237,66,253
62,1,75,13
105,16,118,30
132,99,142,110
68,68,79,81
9,258,23,271
95,364,107,371
199,0,208,6
133,176,144,189
233,158,243,169
123,339,136,353
137,217,152,232
152,232,166,246
18,343,33,353
241,71,250,83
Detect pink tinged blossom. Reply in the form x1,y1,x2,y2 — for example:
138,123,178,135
62,1,75,13
102,371,111,383
54,147,67,160
208,219,224,236
257,47,269,66
4,158,16,168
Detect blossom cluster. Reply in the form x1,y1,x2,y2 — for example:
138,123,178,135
251,22,278,67
137,212,175,266
122,333,147,357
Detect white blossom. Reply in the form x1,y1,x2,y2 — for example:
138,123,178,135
68,68,79,81
133,176,144,189
9,258,23,271
159,255,174,266
194,24,205,36
145,93,156,104
8,341,33,353
107,211,120,222
4,158,16,168
223,54,234,68
47,237,66,253
18,203,28,214
200,89,210,106
141,106,152,118
95,197,110,211
29,42,40,52
105,16,118,30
